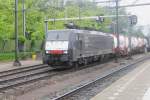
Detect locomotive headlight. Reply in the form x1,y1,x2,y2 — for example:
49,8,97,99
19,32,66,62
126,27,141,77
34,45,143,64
64,50,68,54
46,51,49,54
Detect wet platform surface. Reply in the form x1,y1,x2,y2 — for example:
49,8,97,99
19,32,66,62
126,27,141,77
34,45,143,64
91,59,150,100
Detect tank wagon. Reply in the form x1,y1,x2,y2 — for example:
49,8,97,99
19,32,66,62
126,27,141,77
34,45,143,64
43,29,114,68
113,34,147,56
117,35,129,56
130,37,147,54
146,37,150,51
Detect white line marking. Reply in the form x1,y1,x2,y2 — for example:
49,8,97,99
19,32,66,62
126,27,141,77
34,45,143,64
108,96,116,100
119,63,149,92
113,93,119,96
143,88,150,100
117,89,123,93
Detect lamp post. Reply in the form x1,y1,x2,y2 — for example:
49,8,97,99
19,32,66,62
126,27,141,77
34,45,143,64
115,0,119,62
22,0,26,51
13,0,21,66
128,15,138,59
116,0,119,50
22,0,26,37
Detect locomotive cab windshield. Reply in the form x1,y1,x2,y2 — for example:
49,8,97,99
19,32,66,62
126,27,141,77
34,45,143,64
45,30,70,55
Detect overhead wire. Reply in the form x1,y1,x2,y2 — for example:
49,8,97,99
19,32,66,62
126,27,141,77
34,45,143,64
132,0,140,5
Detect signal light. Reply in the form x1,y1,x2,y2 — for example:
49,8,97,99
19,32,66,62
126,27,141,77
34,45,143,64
128,15,137,25
96,16,105,23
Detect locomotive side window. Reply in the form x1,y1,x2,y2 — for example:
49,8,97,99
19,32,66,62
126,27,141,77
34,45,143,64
75,33,82,50
46,31,70,41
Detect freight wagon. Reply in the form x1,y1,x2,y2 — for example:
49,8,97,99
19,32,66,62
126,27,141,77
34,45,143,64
43,29,147,68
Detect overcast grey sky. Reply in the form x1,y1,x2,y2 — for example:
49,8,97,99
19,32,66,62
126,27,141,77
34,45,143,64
120,0,150,26
94,0,150,26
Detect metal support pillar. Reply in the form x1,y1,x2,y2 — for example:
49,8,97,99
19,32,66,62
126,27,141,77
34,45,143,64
13,0,21,66
22,0,26,37
115,0,119,63
22,0,26,52
45,19,48,42
116,0,119,49
45,21,48,36
128,24,133,59
78,0,82,23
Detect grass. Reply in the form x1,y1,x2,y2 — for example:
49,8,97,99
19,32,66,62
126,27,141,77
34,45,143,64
0,52,33,61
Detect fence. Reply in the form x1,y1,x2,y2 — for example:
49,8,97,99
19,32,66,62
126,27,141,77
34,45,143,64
0,40,43,53
0,40,44,61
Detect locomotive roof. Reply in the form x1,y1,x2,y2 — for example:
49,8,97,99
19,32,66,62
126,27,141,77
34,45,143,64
47,29,112,37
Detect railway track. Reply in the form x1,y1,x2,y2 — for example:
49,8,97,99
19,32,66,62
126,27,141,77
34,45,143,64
0,64,57,92
0,54,148,94
0,64,46,77
52,55,150,100
0,57,113,93
0,61,104,92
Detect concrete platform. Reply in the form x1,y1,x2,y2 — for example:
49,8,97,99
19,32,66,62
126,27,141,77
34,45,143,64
0,60,42,72
91,59,150,100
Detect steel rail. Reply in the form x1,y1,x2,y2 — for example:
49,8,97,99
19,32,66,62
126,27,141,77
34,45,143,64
0,69,56,92
0,64,45,75
0,64,44,73
52,55,150,100
0,68,52,84
0,65,49,78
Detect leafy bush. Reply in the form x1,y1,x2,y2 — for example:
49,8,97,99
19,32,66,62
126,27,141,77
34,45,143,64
18,36,26,44
19,52,32,60
0,53,14,61
0,52,33,61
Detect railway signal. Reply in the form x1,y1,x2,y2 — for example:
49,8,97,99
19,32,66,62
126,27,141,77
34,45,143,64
129,15,138,25
96,16,105,23
128,15,138,59
115,0,119,63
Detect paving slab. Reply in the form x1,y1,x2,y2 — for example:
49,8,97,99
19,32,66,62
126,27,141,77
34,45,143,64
91,59,150,100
